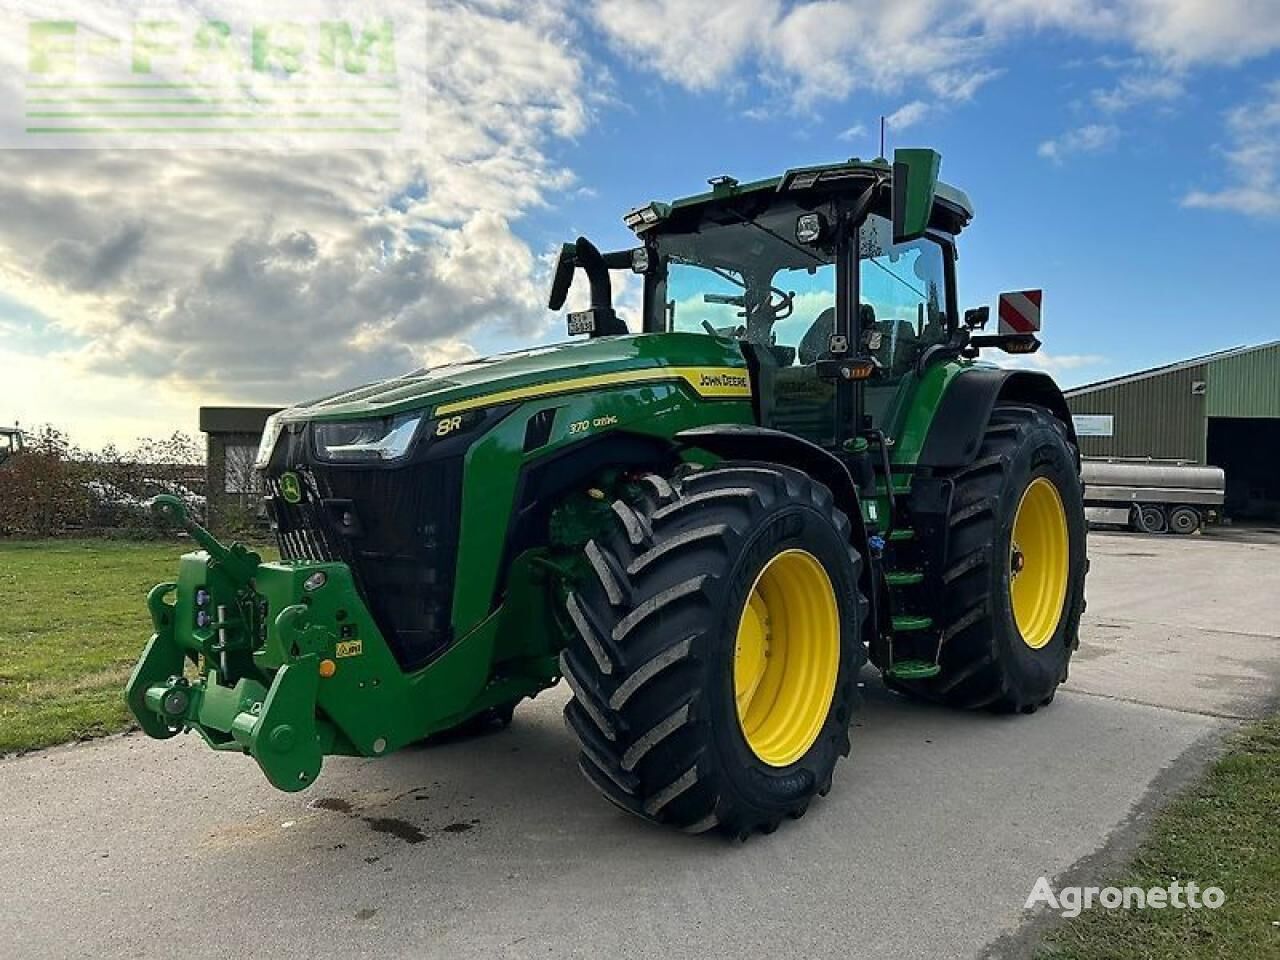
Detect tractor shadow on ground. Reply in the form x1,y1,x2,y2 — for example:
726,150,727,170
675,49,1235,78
281,668,1028,873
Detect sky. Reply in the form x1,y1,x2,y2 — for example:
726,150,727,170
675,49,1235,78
0,0,1278,448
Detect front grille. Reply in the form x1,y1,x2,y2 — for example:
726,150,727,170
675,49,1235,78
267,456,464,670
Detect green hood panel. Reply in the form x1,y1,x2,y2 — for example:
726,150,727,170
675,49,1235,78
283,332,750,422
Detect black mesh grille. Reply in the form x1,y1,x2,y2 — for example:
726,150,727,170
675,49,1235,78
267,457,464,669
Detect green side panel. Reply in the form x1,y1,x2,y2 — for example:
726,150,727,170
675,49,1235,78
285,332,751,422
1206,343,1280,418
886,359,974,467
451,379,754,638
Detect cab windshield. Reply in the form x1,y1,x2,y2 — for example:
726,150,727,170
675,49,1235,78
653,203,837,367
650,205,952,372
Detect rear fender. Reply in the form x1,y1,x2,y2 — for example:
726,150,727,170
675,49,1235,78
916,368,1076,469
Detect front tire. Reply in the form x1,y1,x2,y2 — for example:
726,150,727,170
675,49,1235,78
561,462,867,838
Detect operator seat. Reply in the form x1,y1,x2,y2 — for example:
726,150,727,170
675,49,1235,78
799,304,878,365
798,308,834,366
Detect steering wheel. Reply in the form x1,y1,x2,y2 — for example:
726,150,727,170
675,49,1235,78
768,287,795,321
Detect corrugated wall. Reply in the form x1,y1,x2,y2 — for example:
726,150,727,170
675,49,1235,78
1206,343,1280,418
1067,363,1208,461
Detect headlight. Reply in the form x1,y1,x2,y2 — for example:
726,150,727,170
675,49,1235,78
312,413,424,463
254,412,285,469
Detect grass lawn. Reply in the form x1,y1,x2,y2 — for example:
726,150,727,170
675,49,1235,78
0,539,199,753
1038,714,1280,960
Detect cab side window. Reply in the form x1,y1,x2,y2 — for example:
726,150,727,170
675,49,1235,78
859,215,949,379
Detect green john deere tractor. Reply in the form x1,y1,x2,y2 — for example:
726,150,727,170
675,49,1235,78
128,149,1087,838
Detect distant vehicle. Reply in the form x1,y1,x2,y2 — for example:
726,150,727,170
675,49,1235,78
141,478,206,518
83,479,149,516
0,427,23,467
1082,458,1225,535
83,478,206,522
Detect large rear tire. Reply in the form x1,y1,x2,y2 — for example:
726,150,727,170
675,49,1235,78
562,462,867,838
892,404,1086,712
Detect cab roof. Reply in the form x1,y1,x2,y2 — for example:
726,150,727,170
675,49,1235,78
625,156,975,237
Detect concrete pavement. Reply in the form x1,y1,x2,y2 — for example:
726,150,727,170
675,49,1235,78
1,529,1276,960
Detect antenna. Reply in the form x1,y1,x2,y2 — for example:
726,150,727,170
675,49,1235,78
879,115,886,161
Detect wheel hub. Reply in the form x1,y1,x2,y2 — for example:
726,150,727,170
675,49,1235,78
733,549,840,767
1010,545,1026,577
1009,477,1070,651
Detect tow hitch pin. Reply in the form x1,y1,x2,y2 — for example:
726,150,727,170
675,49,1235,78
217,604,230,678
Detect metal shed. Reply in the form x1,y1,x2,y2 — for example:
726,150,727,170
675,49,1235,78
1066,341,1280,521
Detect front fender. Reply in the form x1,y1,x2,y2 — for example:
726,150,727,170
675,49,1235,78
674,424,871,553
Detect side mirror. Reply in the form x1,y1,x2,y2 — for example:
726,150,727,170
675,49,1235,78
891,148,940,244
963,306,989,330
547,243,577,311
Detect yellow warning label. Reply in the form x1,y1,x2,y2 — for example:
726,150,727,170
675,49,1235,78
335,639,363,658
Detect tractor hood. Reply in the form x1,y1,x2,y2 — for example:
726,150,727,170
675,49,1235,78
279,332,750,423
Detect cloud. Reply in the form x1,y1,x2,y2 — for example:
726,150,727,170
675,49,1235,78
1183,80,1280,217
593,1,1280,107
1003,351,1109,379
886,100,931,131
927,67,1003,102
0,0,591,412
590,0,779,91
1038,124,1120,163
836,123,867,142
40,222,147,293
1091,66,1184,112
593,0,986,105
970,0,1280,64
1124,0,1280,65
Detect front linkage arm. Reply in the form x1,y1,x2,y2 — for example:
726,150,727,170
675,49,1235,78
125,496,327,789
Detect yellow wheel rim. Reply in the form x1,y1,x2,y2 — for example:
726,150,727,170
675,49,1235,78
1010,476,1070,650
733,549,840,767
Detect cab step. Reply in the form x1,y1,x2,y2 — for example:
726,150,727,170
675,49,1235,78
887,528,916,542
884,659,941,680
891,614,933,632
885,571,925,587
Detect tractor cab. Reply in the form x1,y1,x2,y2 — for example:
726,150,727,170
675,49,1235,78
552,150,1039,456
